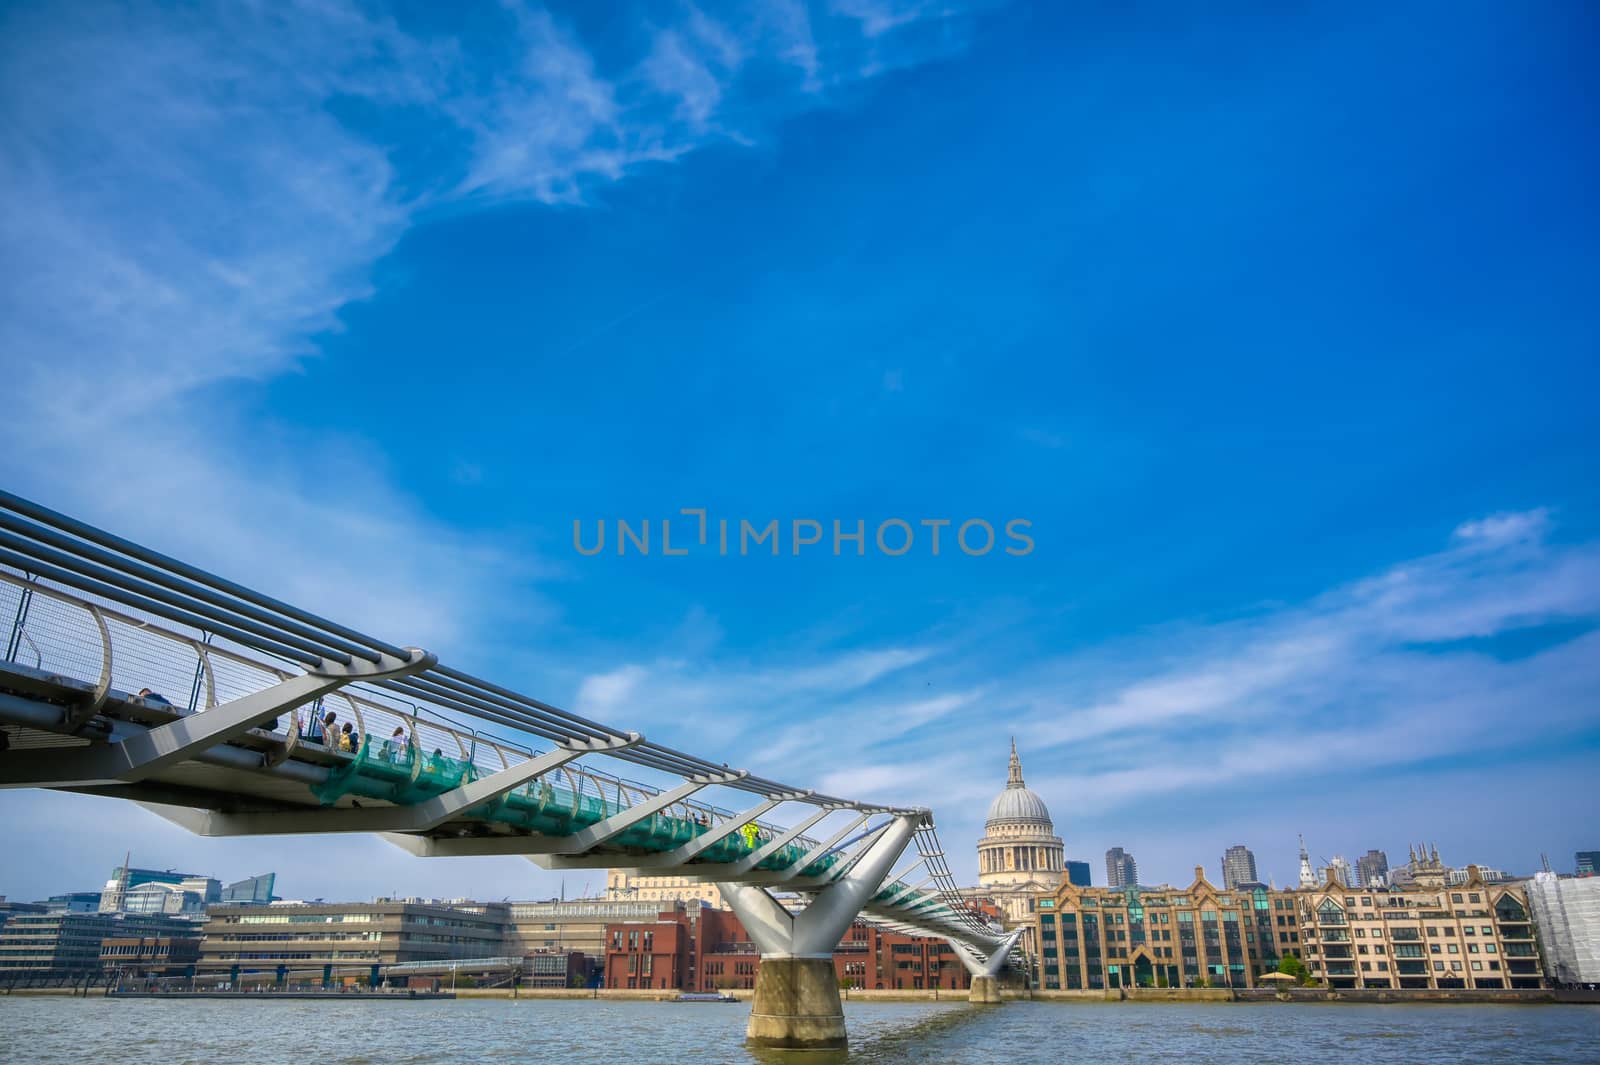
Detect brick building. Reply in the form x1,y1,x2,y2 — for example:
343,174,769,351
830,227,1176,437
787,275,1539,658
602,904,977,992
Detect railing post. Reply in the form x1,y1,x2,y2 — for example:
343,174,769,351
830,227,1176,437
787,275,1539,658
186,633,212,713
5,578,34,664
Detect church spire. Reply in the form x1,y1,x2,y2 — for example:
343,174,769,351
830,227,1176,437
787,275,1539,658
1007,737,1025,788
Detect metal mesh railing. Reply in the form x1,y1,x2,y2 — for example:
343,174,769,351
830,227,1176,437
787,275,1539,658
0,564,826,857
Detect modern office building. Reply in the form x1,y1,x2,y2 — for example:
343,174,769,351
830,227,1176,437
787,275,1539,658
43,892,103,914
220,874,277,905
196,900,509,978
1576,852,1599,877
1523,871,1600,986
1357,850,1390,890
1447,866,1510,886
504,898,667,960
976,740,1064,926
1295,864,1543,990
0,899,46,932
120,878,220,916
1064,861,1093,888
98,863,211,913
1106,848,1138,890
1221,846,1258,890
100,935,202,979
1033,868,1287,990
0,912,200,978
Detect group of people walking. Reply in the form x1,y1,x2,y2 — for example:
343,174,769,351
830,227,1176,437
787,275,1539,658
300,703,411,762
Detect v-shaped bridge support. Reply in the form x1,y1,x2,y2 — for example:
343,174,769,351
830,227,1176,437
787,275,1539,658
716,814,921,1052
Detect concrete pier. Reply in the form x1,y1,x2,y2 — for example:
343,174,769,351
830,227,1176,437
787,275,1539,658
746,957,847,1051
968,975,1002,1004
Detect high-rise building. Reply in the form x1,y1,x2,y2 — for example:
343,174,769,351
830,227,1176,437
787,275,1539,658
1357,850,1390,889
1221,845,1258,890
1105,848,1138,890
1320,856,1356,889
1577,851,1599,877
1064,861,1092,887
1297,835,1316,889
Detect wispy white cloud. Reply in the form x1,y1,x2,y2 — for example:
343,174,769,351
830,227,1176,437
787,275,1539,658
0,0,984,637
0,0,991,904
562,512,1600,884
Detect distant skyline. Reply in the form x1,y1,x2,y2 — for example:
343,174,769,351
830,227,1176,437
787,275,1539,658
2,0,1597,902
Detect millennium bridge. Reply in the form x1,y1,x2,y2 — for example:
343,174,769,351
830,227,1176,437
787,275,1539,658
0,490,1020,1050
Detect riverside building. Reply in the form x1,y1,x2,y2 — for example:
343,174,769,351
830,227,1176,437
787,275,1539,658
196,899,509,980
0,911,199,979
601,906,975,992
1295,865,1544,990
1032,868,1288,990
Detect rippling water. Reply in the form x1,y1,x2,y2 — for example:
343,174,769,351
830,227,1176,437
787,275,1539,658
1,997,1592,1064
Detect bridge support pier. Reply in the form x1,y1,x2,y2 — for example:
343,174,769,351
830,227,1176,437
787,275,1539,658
719,814,920,1052
968,975,1002,1004
947,927,1024,1005
747,957,847,1051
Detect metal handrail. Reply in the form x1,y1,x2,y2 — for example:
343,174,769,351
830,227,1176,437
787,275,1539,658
0,566,824,850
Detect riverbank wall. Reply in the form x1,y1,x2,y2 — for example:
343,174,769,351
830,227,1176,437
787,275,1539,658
12,985,1588,1004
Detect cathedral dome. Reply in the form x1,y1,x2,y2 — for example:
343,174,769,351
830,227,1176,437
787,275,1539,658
985,740,1055,830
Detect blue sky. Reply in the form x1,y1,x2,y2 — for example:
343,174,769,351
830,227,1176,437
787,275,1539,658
1,0,1596,902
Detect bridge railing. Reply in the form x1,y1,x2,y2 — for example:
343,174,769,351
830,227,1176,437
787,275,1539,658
1,564,805,845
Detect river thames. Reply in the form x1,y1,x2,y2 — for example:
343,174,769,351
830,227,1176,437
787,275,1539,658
1,998,1594,1064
